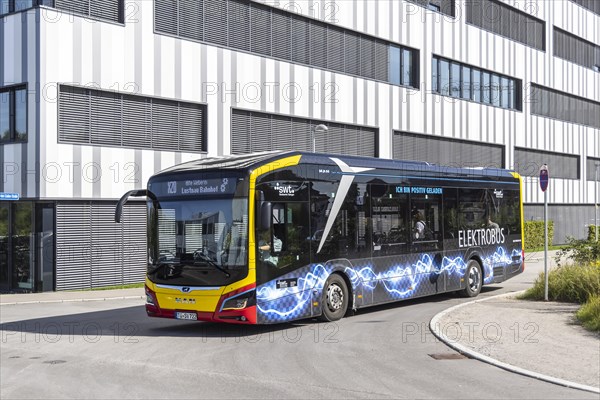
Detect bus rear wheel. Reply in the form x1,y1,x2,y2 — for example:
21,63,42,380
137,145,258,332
461,260,483,298
319,274,348,322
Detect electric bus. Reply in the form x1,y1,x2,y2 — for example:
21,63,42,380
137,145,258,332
115,151,524,324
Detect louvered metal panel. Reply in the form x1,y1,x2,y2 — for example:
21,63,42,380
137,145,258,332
231,109,251,154
231,110,377,156
204,0,228,46
90,0,121,22
56,202,146,290
179,103,204,152
554,27,599,70
250,112,272,152
250,3,271,56
122,95,151,148
271,9,291,60
120,203,147,284
152,99,179,151
514,148,579,179
179,0,203,41
325,124,344,155
56,203,92,290
342,126,359,156
90,90,122,146
530,84,600,129
291,16,310,65
59,86,90,144
327,27,345,73
360,36,375,79
155,0,177,35
91,204,123,287
271,114,292,151
54,0,89,17
393,131,504,169
345,32,361,76
374,40,389,82
291,118,311,152
228,0,250,51
465,0,544,51
310,21,327,69
570,0,600,15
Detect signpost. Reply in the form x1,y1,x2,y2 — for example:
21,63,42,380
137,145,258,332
0,192,20,201
539,164,549,301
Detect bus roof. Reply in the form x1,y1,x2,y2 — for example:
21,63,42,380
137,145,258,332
153,151,517,181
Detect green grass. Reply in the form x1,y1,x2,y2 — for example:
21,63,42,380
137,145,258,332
71,283,145,292
519,264,600,304
576,295,600,332
519,264,600,332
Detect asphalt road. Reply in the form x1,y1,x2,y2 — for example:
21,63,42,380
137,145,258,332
1,254,597,399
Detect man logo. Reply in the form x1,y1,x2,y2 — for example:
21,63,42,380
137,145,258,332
168,181,177,194
181,287,191,293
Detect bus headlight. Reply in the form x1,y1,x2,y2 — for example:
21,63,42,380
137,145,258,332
222,290,256,311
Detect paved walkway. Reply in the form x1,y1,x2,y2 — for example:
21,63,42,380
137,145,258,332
0,288,144,305
432,292,600,393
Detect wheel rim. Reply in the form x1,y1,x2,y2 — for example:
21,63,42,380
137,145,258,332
327,283,344,311
468,265,481,292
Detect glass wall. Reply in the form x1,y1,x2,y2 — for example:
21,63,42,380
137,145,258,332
432,55,522,111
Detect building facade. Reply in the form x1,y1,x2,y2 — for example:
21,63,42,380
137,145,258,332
1,0,599,291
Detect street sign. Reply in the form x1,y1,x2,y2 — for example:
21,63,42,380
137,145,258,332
539,164,549,192
0,192,20,201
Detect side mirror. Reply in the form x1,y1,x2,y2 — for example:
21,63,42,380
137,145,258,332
115,189,153,222
259,201,272,231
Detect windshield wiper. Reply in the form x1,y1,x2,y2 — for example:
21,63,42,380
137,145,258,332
192,252,231,278
148,260,180,275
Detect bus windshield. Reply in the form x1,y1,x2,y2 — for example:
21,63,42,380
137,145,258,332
147,197,248,286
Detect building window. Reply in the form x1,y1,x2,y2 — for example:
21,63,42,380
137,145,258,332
1,0,50,15
465,0,545,51
0,85,27,144
514,148,580,180
154,0,419,88
553,27,600,72
432,55,521,110
587,157,600,182
231,109,377,157
406,0,455,17
530,84,600,129
58,85,207,152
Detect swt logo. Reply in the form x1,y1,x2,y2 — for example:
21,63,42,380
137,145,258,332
276,182,295,196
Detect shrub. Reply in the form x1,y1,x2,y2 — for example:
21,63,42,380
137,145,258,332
519,263,600,304
576,295,600,332
524,220,554,251
555,237,600,267
588,225,599,241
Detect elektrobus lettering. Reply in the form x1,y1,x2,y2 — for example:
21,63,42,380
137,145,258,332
458,228,506,248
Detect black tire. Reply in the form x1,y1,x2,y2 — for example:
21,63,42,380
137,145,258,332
319,274,349,322
460,260,483,298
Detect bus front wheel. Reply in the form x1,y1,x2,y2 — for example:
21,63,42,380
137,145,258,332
319,274,349,322
461,260,483,298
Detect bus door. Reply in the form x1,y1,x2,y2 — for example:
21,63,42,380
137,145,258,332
409,190,445,294
255,181,310,286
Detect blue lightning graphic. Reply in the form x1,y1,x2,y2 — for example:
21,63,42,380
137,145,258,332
257,246,523,322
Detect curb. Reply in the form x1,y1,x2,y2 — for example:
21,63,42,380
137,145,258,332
429,291,600,395
0,295,144,306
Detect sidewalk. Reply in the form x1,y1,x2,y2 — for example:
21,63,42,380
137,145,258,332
0,287,145,305
431,292,600,393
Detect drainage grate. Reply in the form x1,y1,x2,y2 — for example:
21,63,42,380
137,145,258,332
428,353,468,360
43,360,67,365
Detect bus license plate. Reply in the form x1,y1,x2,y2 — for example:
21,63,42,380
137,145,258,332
175,312,198,321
